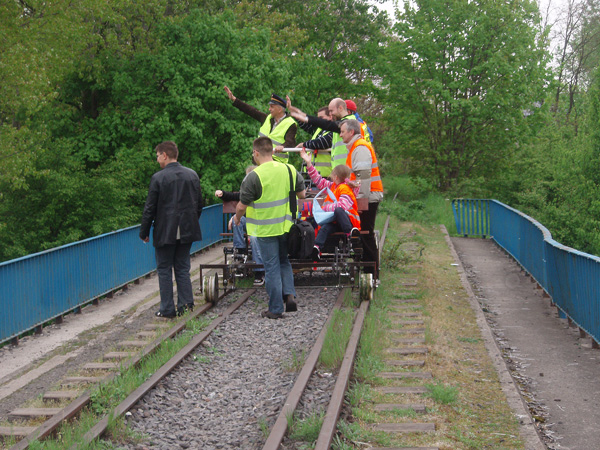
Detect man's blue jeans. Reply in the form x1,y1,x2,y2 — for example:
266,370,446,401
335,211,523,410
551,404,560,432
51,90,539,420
256,233,296,314
233,216,264,274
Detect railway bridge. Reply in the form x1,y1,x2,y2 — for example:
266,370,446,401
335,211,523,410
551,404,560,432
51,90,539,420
0,200,598,449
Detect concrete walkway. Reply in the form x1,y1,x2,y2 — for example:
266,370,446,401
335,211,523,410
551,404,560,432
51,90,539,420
452,237,600,450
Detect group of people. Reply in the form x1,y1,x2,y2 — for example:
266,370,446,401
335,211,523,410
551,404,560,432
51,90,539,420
139,87,383,320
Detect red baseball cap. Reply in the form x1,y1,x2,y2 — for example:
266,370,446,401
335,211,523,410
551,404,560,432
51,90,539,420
345,100,357,112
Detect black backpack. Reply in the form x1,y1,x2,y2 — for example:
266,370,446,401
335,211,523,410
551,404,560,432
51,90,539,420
288,220,315,259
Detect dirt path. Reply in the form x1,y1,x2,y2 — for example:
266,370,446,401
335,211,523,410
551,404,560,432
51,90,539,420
452,237,600,450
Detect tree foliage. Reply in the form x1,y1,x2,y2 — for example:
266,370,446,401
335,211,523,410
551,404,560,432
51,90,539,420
381,0,550,191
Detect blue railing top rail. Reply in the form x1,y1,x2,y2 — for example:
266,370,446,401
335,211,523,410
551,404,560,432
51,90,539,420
0,223,142,268
490,199,600,263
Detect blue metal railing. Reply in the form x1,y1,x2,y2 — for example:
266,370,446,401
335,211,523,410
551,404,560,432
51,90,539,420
452,199,490,237
452,199,600,344
0,204,224,345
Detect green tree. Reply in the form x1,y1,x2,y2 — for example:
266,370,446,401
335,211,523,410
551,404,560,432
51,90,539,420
381,0,550,191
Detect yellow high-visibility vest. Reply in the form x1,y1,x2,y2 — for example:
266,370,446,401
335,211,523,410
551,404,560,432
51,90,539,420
246,162,296,237
310,128,332,177
258,115,296,163
330,114,356,168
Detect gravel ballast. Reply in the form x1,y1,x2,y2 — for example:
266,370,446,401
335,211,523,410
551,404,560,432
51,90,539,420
122,286,340,450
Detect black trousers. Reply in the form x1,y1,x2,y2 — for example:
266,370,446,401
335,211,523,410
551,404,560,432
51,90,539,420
155,241,194,315
359,202,379,277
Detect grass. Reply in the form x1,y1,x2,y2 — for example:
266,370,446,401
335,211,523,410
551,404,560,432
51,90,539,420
318,308,354,369
335,208,527,450
283,348,307,372
288,411,325,442
424,382,459,405
15,314,213,450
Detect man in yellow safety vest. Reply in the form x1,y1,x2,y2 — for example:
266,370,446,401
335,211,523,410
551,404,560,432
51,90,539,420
296,106,333,178
224,86,296,163
234,137,306,319
287,97,360,169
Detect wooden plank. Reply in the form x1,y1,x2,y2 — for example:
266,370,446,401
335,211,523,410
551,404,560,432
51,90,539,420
62,376,104,384
380,372,433,379
118,340,148,348
371,447,438,450
372,423,435,433
43,391,80,400
392,327,425,334
387,347,428,355
391,298,419,303
9,408,63,418
104,352,135,360
386,360,425,367
392,338,426,344
375,386,427,395
0,426,38,437
392,305,423,310
82,362,119,370
392,320,425,326
391,313,422,318
137,331,156,338
374,403,426,413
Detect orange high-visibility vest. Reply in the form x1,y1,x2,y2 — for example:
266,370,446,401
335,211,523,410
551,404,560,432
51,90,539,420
325,183,361,229
346,138,383,193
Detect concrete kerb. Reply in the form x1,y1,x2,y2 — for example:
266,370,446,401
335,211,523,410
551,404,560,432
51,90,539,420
440,225,546,450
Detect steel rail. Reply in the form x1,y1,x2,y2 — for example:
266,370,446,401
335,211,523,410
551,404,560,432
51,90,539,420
314,298,369,449
261,288,348,450
69,289,254,449
8,290,231,450
313,211,390,448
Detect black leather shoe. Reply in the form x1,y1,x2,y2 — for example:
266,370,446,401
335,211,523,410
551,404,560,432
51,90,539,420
155,310,176,319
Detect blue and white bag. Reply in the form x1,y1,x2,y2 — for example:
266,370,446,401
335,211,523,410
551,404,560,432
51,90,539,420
312,187,337,225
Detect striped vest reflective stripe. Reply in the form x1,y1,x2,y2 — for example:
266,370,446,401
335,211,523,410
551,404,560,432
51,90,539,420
346,138,383,193
258,115,296,163
246,162,295,237
310,128,332,177
330,115,359,168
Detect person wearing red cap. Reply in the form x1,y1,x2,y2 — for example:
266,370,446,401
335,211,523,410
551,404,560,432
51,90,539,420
345,100,374,143
224,86,296,163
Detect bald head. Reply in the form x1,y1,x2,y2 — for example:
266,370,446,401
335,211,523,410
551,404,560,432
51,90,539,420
328,98,348,120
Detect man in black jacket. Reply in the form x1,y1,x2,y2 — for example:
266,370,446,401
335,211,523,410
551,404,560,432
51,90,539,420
140,141,204,318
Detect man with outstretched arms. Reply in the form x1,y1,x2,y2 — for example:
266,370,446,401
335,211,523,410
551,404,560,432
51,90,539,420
234,137,306,319
339,119,383,279
224,86,296,163
295,106,333,177
287,97,360,169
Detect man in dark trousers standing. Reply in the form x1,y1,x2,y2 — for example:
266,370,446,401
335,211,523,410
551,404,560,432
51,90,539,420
140,141,204,318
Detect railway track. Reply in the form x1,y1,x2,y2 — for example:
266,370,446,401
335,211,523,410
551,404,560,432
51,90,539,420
1,219,388,450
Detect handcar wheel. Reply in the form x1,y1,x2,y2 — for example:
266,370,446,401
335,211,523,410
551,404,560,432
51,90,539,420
203,273,220,305
359,273,374,301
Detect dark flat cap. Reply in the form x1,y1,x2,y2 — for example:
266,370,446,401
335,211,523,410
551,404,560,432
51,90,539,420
269,94,286,108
